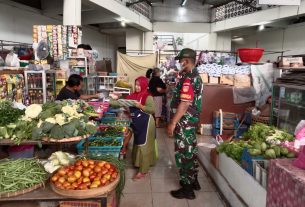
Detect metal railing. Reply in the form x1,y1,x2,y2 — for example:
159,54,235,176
212,0,277,22
113,0,152,20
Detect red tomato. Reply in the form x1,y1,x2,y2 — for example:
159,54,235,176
58,177,66,184
82,177,90,183
87,159,95,165
104,163,111,169
58,168,67,176
67,175,77,183
82,160,89,167
75,160,82,166
51,175,59,182
74,170,82,179
97,161,106,168
101,169,108,175
82,169,90,177
94,166,102,173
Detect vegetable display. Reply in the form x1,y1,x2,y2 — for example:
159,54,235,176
51,159,118,190
98,126,125,137
0,101,24,127
32,101,97,140
88,139,121,147
217,123,296,162
0,158,47,193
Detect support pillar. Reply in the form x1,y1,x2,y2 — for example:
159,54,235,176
63,0,81,25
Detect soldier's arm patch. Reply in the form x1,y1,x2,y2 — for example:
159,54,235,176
180,78,194,102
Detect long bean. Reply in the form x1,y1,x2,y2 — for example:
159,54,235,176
0,158,47,193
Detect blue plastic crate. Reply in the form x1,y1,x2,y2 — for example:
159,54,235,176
76,137,123,158
103,112,117,117
241,148,264,175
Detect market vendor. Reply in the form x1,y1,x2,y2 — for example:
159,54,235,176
56,74,102,101
110,76,157,180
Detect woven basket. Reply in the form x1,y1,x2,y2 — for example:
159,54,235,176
252,115,270,125
50,174,120,199
42,135,89,143
0,182,43,198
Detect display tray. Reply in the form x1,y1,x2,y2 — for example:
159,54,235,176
42,135,89,143
0,182,44,198
50,174,120,199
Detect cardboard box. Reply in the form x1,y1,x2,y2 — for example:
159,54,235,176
220,75,234,86
200,73,209,83
279,57,303,67
209,76,220,84
234,74,251,88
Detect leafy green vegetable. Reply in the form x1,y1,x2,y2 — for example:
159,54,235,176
216,141,248,162
0,101,24,126
265,149,276,159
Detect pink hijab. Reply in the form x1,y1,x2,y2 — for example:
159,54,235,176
126,76,150,105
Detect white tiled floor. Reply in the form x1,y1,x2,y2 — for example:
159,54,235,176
120,128,226,207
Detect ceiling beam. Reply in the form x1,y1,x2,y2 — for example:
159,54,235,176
82,10,119,24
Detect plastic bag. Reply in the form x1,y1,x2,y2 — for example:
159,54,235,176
295,120,305,140
5,52,20,67
293,147,305,169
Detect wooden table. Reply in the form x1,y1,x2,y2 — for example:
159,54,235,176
0,184,109,207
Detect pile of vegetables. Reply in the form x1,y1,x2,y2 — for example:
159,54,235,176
217,123,296,162
0,101,36,144
32,101,97,140
51,159,119,190
42,151,76,173
88,139,121,147
0,158,47,193
98,126,125,137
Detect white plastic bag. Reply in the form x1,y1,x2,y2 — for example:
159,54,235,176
5,52,20,67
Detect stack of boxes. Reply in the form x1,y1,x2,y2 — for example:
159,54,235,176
212,111,240,139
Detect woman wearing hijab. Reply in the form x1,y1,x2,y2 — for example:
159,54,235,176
110,76,157,180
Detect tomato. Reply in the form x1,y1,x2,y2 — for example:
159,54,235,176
69,166,75,171
103,174,111,180
58,177,66,184
82,177,90,183
55,181,62,188
72,182,78,188
74,170,82,179
58,168,67,176
94,166,102,173
82,169,90,177
75,165,83,171
104,163,111,169
92,180,101,186
108,168,114,173
67,175,77,183
90,184,98,189
67,171,74,177
78,183,88,190
63,182,71,188
101,169,108,175
89,174,96,182
88,164,95,170
83,181,91,187
100,178,107,185
77,177,83,185
111,172,118,179
51,175,59,182
88,159,95,165
97,161,106,168
75,160,82,166
82,160,89,167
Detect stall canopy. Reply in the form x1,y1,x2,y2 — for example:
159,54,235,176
117,52,157,85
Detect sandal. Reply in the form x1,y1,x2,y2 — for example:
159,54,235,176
132,172,147,180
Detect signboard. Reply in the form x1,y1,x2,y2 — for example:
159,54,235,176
259,0,300,6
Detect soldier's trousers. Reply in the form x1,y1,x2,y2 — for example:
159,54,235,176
174,121,199,185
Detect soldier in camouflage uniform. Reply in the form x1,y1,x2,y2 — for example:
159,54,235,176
167,48,203,200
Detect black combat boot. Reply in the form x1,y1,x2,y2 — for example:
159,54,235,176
170,183,196,200
179,178,201,191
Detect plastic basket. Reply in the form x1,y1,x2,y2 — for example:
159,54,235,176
100,119,130,127
237,48,264,63
76,137,123,158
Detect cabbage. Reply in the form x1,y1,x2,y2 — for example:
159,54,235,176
265,149,276,159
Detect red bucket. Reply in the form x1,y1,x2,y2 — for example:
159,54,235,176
237,48,264,63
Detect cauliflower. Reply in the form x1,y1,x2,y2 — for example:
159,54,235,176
25,104,42,119
45,117,56,124
62,105,78,117
55,114,66,126
37,119,43,128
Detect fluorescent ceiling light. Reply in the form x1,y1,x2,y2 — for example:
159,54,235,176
258,24,265,31
178,7,186,16
181,0,188,6
232,37,244,41
121,20,126,27
252,21,271,26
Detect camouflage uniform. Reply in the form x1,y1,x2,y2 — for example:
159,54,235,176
170,68,203,185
